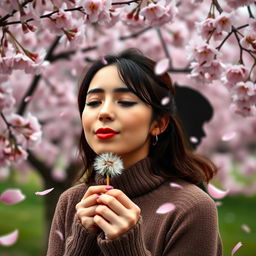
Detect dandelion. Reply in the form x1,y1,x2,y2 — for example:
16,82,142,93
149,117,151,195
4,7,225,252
94,153,123,185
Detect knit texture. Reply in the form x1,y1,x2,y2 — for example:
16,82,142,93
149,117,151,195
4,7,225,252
47,157,223,256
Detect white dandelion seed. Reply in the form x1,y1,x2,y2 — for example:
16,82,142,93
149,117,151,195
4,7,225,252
94,153,124,185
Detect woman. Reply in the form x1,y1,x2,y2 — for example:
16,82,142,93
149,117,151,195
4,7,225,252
47,49,223,256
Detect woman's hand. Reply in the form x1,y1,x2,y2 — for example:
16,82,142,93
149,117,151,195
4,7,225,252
94,188,141,240
76,186,108,234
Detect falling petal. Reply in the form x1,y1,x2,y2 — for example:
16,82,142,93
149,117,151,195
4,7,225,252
154,58,170,75
241,224,251,233
215,201,222,207
161,97,170,105
24,96,32,102
35,188,54,196
190,136,198,143
231,241,242,256
207,183,229,199
170,182,183,189
222,131,236,141
55,230,64,240
0,189,25,205
59,111,66,117
100,56,107,65
0,230,19,246
156,203,175,214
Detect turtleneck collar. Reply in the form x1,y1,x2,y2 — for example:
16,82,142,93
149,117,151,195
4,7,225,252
94,157,166,198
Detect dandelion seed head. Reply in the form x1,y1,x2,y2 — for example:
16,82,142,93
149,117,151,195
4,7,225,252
94,153,123,177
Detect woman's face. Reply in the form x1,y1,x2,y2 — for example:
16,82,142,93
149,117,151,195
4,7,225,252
82,65,157,168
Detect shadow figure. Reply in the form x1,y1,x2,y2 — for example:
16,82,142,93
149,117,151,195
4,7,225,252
174,84,214,150
174,84,214,192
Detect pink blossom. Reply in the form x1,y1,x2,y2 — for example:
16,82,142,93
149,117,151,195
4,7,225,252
240,157,256,176
197,18,215,39
187,40,218,66
0,82,16,112
231,102,256,117
190,60,224,84
240,28,256,51
224,65,249,88
82,0,112,24
226,0,254,9
249,18,256,31
231,81,256,102
140,0,177,27
214,12,233,33
3,144,28,163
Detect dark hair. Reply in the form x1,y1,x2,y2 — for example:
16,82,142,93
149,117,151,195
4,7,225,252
77,48,217,184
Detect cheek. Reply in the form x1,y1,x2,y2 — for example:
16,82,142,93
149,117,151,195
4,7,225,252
82,109,93,133
123,108,152,133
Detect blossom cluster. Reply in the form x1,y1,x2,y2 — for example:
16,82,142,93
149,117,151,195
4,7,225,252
0,0,255,193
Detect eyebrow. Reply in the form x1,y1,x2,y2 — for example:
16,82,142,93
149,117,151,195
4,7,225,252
86,87,132,95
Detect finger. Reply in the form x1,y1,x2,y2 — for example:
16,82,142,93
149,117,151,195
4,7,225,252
97,194,127,216
95,204,120,225
106,189,139,211
77,194,99,209
80,216,98,232
76,205,98,218
83,185,109,199
94,215,118,239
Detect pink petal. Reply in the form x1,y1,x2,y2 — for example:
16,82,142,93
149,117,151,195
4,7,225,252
215,201,222,207
0,189,25,205
207,183,229,199
156,203,175,214
241,224,251,233
154,58,170,75
55,230,64,240
170,182,183,189
0,230,19,246
222,131,236,141
100,56,107,65
35,188,54,196
231,241,242,256
24,96,32,102
59,111,67,117
161,97,170,105
190,136,198,143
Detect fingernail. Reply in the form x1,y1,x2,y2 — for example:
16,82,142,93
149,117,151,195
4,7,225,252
105,186,113,191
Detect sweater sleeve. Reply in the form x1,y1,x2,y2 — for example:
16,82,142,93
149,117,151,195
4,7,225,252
163,195,222,256
46,190,101,256
97,217,151,256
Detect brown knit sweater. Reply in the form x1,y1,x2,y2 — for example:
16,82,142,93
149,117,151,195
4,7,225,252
47,158,223,256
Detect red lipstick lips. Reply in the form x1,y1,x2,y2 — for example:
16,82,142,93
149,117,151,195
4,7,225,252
96,128,118,140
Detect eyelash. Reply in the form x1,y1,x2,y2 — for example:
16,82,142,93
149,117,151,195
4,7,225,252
85,101,137,107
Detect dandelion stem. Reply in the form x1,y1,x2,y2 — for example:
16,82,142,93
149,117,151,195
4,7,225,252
107,175,110,186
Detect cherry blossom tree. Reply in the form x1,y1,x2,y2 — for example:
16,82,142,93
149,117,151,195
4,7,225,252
1,0,256,248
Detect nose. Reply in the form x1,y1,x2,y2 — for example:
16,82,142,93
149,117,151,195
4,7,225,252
98,100,115,122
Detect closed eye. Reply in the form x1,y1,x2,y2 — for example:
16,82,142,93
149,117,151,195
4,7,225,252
118,101,137,107
86,101,101,107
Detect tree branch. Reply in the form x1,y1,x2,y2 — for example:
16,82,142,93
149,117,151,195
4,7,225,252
119,26,152,40
0,0,33,26
18,36,60,115
156,28,172,68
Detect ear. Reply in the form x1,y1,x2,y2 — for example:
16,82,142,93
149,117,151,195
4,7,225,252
150,115,169,136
